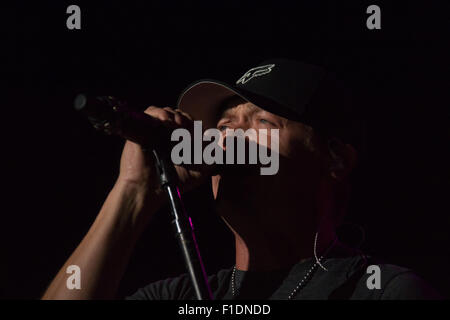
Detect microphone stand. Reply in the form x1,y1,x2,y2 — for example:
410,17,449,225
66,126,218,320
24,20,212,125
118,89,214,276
74,94,213,300
152,150,213,300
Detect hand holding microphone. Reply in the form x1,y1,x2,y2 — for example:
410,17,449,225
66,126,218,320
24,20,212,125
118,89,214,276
74,95,217,215
117,105,212,194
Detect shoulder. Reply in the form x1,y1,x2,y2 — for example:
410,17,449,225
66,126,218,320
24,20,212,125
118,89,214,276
376,264,442,300
351,258,442,300
125,267,233,300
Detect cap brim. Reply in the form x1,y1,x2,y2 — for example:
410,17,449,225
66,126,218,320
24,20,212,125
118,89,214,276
177,79,306,131
177,80,251,130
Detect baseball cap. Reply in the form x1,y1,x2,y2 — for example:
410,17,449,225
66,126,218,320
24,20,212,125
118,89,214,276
177,59,358,146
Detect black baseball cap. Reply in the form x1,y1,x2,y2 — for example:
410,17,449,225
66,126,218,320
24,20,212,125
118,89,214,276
177,59,357,145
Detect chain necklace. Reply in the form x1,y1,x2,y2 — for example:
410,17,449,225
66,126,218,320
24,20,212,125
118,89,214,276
231,233,337,300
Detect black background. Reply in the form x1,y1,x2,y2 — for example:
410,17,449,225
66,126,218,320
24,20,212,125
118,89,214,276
1,1,449,299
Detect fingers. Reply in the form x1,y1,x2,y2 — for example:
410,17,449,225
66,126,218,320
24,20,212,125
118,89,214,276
174,108,193,121
144,106,194,129
162,107,180,123
143,106,173,121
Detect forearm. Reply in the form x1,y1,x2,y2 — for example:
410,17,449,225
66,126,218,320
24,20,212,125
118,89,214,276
42,180,157,300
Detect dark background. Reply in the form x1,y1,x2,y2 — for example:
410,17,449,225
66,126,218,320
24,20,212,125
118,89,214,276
1,1,449,299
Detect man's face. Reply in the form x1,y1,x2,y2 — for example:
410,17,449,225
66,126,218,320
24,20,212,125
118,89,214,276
211,96,325,224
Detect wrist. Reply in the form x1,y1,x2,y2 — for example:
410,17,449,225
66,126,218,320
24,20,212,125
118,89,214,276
113,179,164,227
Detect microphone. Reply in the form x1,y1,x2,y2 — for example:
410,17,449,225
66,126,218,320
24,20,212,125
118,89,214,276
74,94,227,176
74,94,174,152
74,94,262,176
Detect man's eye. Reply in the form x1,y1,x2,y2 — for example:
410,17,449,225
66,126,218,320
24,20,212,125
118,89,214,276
259,119,274,125
218,125,228,131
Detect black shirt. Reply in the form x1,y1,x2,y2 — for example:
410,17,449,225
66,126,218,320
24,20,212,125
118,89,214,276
126,252,442,300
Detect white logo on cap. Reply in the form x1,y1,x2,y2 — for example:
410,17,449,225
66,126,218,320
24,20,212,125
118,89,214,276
236,64,275,85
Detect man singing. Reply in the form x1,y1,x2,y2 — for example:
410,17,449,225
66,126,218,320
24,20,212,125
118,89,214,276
42,59,441,300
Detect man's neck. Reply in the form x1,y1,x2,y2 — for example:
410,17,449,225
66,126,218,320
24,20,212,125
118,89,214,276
218,186,339,272
233,226,336,272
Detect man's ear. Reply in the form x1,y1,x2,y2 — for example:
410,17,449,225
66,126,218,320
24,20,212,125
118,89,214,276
327,138,358,181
